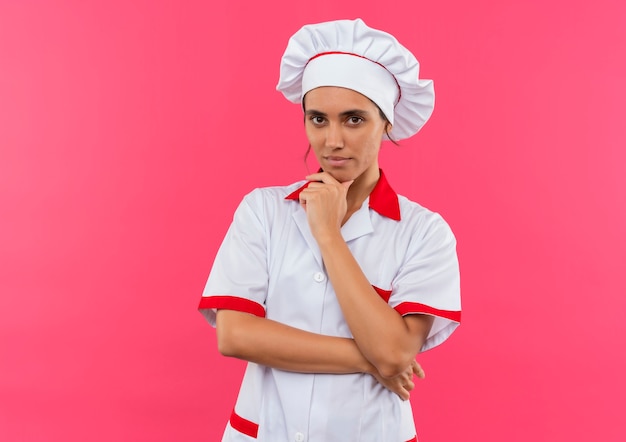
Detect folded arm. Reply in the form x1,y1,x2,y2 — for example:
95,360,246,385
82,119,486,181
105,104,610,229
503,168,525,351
216,309,421,400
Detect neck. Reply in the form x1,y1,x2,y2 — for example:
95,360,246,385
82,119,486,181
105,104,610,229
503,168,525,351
345,167,380,215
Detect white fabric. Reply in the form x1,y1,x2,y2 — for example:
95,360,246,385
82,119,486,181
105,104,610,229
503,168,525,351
276,18,435,140
302,53,399,126
200,181,461,441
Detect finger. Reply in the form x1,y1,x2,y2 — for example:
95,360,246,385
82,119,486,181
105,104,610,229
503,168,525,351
404,379,415,391
303,182,327,189
399,388,410,401
305,172,341,185
412,360,425,379
341,180,355,189
414,369,425,379
394,384,410,401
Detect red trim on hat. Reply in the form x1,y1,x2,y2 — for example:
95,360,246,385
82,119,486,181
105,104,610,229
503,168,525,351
230,409,259,438
308,51,402,105
198,296,266,318
395,302,461,323
285,169,400,220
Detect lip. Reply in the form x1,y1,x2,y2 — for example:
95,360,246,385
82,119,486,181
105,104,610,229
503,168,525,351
324,156,351,166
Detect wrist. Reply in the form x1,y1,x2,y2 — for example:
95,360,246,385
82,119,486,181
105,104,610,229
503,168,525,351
345,337,375,375
360,359,377,375
314,229,344,248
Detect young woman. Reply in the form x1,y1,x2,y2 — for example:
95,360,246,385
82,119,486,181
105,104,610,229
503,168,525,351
199,18,461,442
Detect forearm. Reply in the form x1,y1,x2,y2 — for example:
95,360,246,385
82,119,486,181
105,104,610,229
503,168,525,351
216,309,374,374
317,233,431,377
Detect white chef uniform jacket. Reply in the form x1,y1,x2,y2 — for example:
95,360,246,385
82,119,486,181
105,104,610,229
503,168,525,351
199,170,461,442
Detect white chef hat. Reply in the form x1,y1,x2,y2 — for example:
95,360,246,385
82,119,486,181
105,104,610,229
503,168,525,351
276,18,435,141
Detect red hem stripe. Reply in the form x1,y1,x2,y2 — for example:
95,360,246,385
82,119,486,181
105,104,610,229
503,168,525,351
230,409,258,438
405,437,417,442
395,302,461,323
198,296,265,318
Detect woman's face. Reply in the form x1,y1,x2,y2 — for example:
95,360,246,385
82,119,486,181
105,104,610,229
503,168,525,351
303,86,389,184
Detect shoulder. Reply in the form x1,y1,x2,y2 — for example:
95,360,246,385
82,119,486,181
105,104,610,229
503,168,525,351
235,180,307,220
241,180,307,209
244,180,307,202
396,194,456,243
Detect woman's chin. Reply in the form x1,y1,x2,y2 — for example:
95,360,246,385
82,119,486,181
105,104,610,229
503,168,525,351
327,172,355,183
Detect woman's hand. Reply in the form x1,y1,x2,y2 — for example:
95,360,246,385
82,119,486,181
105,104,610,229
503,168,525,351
370,360,425,401
299,172,353,241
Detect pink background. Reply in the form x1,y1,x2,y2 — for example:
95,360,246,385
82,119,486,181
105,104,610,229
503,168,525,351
1,1,625,441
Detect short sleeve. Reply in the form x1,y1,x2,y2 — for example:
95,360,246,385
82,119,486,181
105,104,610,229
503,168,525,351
198,190,269,326
389,213,461,352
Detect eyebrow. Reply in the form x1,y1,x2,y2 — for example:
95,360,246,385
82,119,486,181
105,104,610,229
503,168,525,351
305,109,371,117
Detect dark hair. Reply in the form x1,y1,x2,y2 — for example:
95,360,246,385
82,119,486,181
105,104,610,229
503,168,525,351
376,106,399,146
304,144,312,171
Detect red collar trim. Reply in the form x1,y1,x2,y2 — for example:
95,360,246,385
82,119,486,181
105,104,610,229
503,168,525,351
285,169,401,221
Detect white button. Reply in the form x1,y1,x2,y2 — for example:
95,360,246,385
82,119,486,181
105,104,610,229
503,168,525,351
295,432,305,442
313,272,325,282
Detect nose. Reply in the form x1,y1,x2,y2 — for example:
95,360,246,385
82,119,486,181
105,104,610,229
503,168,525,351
325,123,344,149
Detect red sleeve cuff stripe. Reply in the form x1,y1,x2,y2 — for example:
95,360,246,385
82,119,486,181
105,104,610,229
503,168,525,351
230,409,258,438
395,302,461,323
372,285,392,303
198,296,265,318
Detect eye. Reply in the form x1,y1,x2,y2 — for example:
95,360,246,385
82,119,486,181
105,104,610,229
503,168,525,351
309,115,326,125
346,116,364,126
